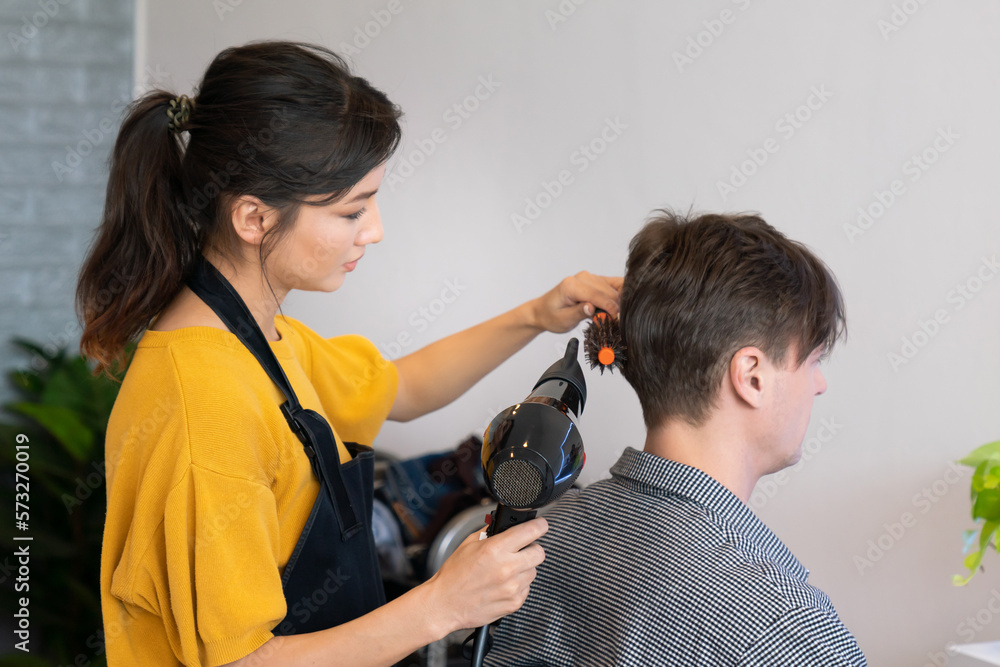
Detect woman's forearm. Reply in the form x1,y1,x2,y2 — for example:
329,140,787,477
226,584,446,667
226,518,549,667
388,299,543,422
387,271,622,422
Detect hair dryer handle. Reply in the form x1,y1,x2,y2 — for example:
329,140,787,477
469,504,538,666
486,504,537,538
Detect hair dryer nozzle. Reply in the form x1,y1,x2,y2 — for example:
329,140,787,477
532,338,587,416
481,338,587,510
563,337,579,362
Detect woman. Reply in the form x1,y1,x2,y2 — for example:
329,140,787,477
76,41,620,666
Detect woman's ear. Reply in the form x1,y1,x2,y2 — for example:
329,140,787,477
729,346,767,409
229,195,278,245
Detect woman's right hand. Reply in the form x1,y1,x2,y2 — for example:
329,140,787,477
223,517,547,667
420,516,549,636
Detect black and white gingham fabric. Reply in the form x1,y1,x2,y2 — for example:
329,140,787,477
485,447,867,667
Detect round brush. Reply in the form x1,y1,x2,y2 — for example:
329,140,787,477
583,309,626,374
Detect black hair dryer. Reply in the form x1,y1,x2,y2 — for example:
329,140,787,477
469,339,587,666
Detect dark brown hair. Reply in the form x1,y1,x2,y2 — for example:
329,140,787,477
76,41,402,373
615,210,846,429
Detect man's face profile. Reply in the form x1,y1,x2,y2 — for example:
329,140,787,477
763,343,828,473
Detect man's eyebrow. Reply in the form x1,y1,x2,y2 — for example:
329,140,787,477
342,189,378,205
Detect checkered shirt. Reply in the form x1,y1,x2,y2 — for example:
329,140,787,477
485,447,867,666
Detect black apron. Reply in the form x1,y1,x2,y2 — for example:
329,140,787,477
186,256,385,636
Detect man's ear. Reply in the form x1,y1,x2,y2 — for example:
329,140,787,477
729,346,766,408
229,195,278,246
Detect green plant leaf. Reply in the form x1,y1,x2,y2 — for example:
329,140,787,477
972,460,991,494
983,520,999,549
984,464,1000,490
0,424,83,484
5,402,95,461
964,547,986,573
955,521,997,586
6,368,43,398
973,519,999,550
38,355,122,436
42,362,88,407
10,336,58,362
955,572,974,586
973,491,1000,522
959,441,1000,468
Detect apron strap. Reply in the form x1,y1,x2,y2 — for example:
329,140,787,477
186,255,300,410
185,255,363,537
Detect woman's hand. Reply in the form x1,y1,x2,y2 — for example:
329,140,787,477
388,271,621,422
420,517,549,635
225,517,549,667
528,271,623,334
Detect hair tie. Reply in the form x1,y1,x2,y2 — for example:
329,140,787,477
166,95,194,133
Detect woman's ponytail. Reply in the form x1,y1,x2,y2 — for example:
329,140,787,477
76,90,198,374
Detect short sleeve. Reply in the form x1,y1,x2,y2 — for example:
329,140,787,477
736,606,868,667
294,327,399,444
159,466,285,666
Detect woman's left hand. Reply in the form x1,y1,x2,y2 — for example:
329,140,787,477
529,271,623,334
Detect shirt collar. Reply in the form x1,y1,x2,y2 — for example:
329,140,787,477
610,446,808,580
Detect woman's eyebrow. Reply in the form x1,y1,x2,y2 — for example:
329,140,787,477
342,189,378,205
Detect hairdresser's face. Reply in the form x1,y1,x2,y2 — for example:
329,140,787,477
270,164,386,293
765,344,827,471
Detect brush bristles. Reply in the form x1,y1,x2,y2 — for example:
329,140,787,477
583,312,627,374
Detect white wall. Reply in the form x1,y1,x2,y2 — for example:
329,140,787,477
140,2,1000,664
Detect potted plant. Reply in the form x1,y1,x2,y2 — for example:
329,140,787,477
0,339,128,666
954,440,1000,586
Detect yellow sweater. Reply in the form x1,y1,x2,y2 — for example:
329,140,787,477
100,316,398,666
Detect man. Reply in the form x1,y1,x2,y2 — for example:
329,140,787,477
486,211,866,666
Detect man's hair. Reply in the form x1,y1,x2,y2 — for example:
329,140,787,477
618,210,846,429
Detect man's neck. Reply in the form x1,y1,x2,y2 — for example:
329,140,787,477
642,418,763,504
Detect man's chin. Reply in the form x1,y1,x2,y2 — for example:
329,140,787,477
766,448,803,475
785,448,803,468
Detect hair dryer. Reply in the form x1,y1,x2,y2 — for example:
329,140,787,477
469,338,587,666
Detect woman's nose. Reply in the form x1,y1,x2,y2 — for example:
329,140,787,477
360,198,383,245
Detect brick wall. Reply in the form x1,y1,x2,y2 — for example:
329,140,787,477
0,0,133,394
